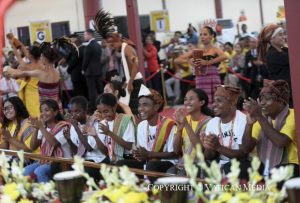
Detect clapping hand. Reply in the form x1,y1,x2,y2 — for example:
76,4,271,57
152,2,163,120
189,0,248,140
202,134,220,150
243,98,262,122
28,117,43,129
98,121,111,136
133,147,149,161
173,108,187,131
63,126,71,140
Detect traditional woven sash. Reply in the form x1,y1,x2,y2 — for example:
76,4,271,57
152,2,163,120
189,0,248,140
41,121,71,158
257,105,290,173
152,117,176,153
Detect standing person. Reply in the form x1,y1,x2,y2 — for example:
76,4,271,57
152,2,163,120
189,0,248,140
82,29,103,113
148,30,161,63
10,41,42,117
143,35,162,95
175,26,227,106
94,9,144,115
257,24,292,106
6,42,62,112
201,85,249,178
170,89,213,175
242,80,299,177
244,36,268,99
69,34,88,99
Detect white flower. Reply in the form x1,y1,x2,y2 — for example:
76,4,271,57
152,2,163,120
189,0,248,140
119,166,139,187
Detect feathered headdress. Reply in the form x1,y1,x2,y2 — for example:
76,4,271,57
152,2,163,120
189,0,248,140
94,9,116,39
51,37,78,60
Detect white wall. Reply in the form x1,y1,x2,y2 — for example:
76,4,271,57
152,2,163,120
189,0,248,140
5,0,85,35
262,0,285,25
222,0,284,33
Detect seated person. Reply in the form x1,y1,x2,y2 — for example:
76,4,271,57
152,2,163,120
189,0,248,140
103,75,133,117
0,97,40,163
242,80,299,177
170,88,213,175
24,99,75,182
96,93,135,162
68,96,109,182
116,85,177,181
201,85,249,178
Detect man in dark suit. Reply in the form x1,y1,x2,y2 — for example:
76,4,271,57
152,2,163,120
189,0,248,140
82,29,103,113
69,34,88,99
243,37,268,99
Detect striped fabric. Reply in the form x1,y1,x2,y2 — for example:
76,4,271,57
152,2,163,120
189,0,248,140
195,66,221,106
38,82,62,111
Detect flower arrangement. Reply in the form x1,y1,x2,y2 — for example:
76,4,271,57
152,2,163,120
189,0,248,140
0,151,56,203
72,156,159,203
0,147,294,203
183,145,294,203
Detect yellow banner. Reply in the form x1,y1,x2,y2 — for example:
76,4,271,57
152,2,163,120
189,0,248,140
30,21,51,43
150,10,170,33
277,6,285,20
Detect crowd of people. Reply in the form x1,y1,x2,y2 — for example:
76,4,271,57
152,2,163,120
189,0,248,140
0,13,298,184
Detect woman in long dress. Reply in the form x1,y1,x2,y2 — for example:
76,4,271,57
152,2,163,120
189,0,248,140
175,26,227,105
10,41,42,117
7,42,62,112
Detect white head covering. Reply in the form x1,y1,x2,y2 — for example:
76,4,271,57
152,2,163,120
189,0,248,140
138,84,151,97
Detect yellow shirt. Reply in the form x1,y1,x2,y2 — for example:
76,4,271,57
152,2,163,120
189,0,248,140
252,109,298,164
219,51,236,74
176,115,208,153
0,120,40,154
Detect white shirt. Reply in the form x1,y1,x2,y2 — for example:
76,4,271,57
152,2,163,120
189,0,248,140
96,119,135,155
205,110,247,165
37,127,73,159
137,120,176,164
70,124,107,163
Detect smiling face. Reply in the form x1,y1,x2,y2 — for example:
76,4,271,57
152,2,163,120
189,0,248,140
40,103,57,123
212,96,233,117
96,103,116,121
3,101,16,121
138,97,159,121
271,30,286,48
259,93,283,118
184,90,203,114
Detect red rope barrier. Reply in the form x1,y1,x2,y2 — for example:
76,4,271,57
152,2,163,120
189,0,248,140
227,67,251,84
145,69,160,82
164,69,195,85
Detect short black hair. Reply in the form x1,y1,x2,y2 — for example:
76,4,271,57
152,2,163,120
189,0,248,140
96,93,117,108
224,42,233,48
28,46,41,60
70,96,88,111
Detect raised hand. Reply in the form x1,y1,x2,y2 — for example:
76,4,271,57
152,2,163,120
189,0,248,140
28,117,43,129
63,126,71,140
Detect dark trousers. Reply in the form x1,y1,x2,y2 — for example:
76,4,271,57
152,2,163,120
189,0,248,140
150,71,163,96
86,76,104,113
180,75,195,98
129,79,144,115
73,81,88,99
